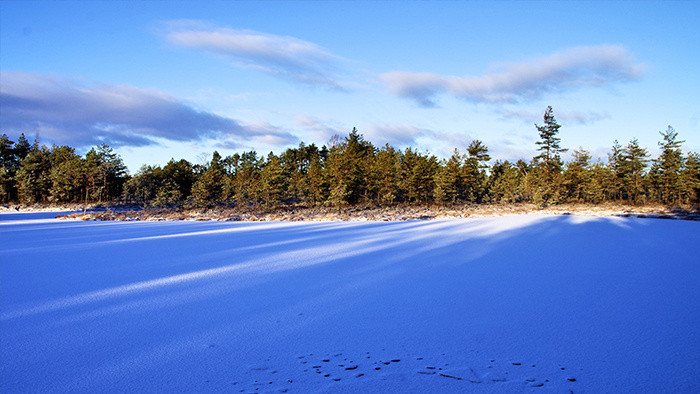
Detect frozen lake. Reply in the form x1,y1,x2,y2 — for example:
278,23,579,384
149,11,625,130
1,213,698,392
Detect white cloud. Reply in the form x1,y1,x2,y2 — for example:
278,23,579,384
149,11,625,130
164,21,348,90
381,45,644,107
0,71,298,148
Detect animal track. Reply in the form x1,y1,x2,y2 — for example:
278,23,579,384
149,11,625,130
230,350,579,392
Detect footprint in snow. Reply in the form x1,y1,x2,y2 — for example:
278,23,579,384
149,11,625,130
246,350,579,390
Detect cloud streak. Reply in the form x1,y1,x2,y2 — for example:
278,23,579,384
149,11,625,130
0,71,298,148
364,124,438,148
293,115,349,145
381,45,644,107
293,116,443,149
164,21,348,90
498,108,611,125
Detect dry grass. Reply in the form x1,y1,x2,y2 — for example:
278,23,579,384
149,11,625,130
50,202,699,222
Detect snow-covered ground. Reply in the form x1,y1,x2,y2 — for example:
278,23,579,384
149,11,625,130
1,213,698,393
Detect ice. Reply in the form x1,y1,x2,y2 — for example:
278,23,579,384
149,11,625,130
1,213,698,392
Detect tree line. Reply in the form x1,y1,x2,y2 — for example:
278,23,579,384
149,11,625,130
1,107,698,208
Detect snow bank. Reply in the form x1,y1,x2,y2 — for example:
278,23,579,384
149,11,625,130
1,213,698,392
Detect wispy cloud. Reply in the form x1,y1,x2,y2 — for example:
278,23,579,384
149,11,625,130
0,71,298,148
381,45,644,107
293,115,540,162
163,21,348,90
293,115,349,145
364,124,438,148
498,108,611,125
293,116,442,149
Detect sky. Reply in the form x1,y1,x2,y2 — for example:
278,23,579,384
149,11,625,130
1,0,699,173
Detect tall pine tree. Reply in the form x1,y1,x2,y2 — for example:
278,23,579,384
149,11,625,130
620,138,649,203
534,106,567,180
533,106,566,203
651,126,685,204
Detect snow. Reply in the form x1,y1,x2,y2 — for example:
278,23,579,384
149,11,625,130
1,213,699,393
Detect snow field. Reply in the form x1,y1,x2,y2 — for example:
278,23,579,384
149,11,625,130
1,213,698,392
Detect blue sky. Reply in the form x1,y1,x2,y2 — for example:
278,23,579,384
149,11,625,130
1,1,698,172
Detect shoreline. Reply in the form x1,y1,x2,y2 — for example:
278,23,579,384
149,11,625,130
2,203,692,222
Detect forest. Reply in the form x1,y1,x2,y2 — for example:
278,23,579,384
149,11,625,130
1,107,699,208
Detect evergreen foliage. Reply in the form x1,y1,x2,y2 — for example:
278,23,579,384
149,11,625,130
191,151,226,207
533,106,567,204
534,106,567,181
651,126,685,204
620,139,649,203
2,108,698,207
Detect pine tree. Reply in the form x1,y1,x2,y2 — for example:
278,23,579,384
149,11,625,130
369,144,400,205
586,162,608,203
620,138,649,203
400,148,438,204
607,140,624,200
488,161,521,203
464,140,490,203
84,144,128,202
305,146,328,206
259,152,288,207
161,159,196,204
16,144,52,204
343,128,374,204
680,152,700,204
1,133,34,202
0,134,18,202
534,106,567,181
433,149,462,204
533,106,567,204
123,165,160,205
279,145,304,203
48,146,84,203
13,134,32,163
651,126,685,204
230,151,261,206
191,151,226,207
562,148,592,202
325,128,373,205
